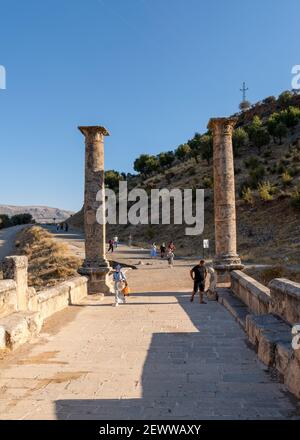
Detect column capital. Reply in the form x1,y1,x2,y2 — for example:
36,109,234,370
207,117,237,137
78,126,110,142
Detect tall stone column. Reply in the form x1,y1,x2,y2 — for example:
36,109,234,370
78,126,112,295
208,117,243,285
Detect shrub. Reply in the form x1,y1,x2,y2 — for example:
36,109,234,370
244,156,260,169
202,176,213,189
281,171,293,186
291,190,300,209
276,161,286,174
242,187,255,206
249,165,265,188
263,149,272,158
290,166,300,177
263,96,276,105
258,181,274,201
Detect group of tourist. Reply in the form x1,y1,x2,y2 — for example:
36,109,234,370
56,222,69,232
107,236,119,253
150,240,176,268
112,258,208,307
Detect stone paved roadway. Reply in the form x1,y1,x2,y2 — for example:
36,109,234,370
0,251,299,419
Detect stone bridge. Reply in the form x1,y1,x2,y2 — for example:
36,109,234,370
0,117,299,419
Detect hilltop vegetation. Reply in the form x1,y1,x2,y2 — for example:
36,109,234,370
69,90,300,265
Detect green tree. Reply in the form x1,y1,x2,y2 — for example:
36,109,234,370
232,128,248,155
200,134,213,164
0,214,10,229
105,170,124,190
10,213,33,225
252,127,270,153
134,154,159,175
280,106,300,128
158,151,175,168
267,112,281,142
274,122,287,144
175,144,191,161
278,90,293,107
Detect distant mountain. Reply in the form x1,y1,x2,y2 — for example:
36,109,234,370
0,205,74,223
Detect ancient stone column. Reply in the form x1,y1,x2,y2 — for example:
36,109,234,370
208,117,243,285
78,126,112,294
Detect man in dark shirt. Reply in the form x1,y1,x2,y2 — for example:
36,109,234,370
190,260,207,304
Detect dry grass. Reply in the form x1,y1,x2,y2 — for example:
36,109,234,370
15,226,81,290
245,265,300,287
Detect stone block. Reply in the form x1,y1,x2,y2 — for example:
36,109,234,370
285,353,300,398
37,284,69,320
0,279,17,317
246,314,292,367
231,270,271,315
275,342,292,376
62,276,88,304
2,255,29,311
269,278,300,325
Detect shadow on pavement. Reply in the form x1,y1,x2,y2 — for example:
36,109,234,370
54,291,296,420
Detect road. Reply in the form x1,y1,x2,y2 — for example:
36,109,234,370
0,241,299,419
0,224,28,262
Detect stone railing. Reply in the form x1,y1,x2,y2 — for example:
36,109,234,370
0,255,88,351
229,270,300,399
231,270,271,315
269,278,300,325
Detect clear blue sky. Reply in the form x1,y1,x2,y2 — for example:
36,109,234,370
0,0,299,211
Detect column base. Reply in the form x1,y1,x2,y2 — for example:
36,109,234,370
213,255,244,287
78,260,113,295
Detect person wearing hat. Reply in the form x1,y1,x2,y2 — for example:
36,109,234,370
113,264,127,307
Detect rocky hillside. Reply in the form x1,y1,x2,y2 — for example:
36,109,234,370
0,205,73,223
69,90,300,265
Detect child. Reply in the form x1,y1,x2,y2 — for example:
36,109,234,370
113,264,127,306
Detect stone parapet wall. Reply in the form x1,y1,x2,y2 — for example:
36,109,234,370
0,279,18,318
269,278,300,325
0,255,88,352
33,276,88,320
231,270,271,315
228,270,300,399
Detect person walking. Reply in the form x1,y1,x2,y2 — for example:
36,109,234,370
150,243,157,259
108,239,114,253
167,249,174,268
65,222,69,232
168,240,176,253
113,264,127,307
114,236,118,249
190,259,207,304
160,242,166,258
